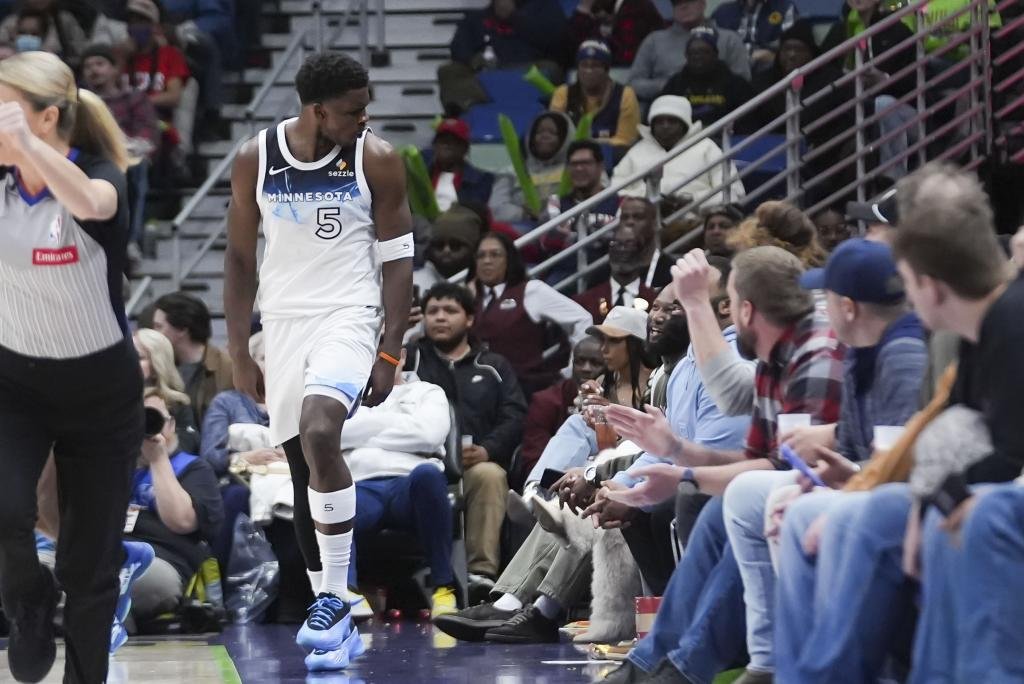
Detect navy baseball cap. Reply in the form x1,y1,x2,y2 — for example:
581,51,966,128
799,238,905,303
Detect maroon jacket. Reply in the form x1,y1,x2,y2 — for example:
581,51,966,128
568,0,666,66
572,280,659,323
520,377,579,477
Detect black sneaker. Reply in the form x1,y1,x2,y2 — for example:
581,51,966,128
8,567,58,683
645,659,693,684
601,660,645,684
432,602,518,642
484,605,560,644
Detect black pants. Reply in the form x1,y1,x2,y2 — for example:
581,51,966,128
283,437,321,574
621,497,678,596
0,340,142,683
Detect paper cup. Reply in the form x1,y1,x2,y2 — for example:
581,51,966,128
873,426,905,451
777,413,812,435
461,435,474,449
635,596,662,639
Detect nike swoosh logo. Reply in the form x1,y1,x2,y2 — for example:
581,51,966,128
268,166,291,175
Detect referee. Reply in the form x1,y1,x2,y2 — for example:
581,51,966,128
0,53,143,682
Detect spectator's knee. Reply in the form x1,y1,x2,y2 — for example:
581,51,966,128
464,461,507,491
408,463,447,495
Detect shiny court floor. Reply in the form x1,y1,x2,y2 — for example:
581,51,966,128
1,621,614,683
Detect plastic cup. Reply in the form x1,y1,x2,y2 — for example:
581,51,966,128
461,435,474,449
873,426,905,451
777,413,812,436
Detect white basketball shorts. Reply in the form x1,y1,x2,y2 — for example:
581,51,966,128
262,305,382,446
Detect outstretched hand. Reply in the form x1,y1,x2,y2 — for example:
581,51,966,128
604,405,684,462
601,464,685,508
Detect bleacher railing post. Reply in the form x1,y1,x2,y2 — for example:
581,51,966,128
574,215,587,295
914,4,928,169
785,82,801,199
979,0,993,154
313,0,323,52
853,42,867,204
358,0,369,66
722,123,733,204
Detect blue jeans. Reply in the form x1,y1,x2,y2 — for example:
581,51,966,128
628,497,747,684
777,483,914,684
351,463,454,587
911,483,1024,683
126,161,149,247
722,469,797,673
525,413,597,485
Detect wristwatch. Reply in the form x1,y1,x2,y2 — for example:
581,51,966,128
584,464,601,488
680,467,698,490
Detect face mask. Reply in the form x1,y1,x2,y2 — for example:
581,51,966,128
129,26,153,47
15,34,42,53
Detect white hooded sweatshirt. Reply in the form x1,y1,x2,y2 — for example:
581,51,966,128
612,95,745,206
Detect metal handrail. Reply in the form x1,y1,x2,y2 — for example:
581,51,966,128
126,276,153,317
480,0,993,293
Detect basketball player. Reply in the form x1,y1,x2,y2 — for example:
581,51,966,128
224,52,413,671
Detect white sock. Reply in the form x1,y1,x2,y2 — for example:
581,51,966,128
533,594,561,620
307,569,323,595
493,593,523,612
314,530,352,600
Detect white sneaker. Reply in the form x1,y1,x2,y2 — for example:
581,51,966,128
505,489,536,527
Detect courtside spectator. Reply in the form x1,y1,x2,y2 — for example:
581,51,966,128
421,119,495,212
491,111,575,223
469,231,591,396
712,0,797,72
152,292,234,426
135,328,200,455
613,96,745,214
344,351,459,619
729,200,827,267
439,0,568,116
414,205,484,292
573,221,660,323
811,205,852,252
81,43,159,256
659,26,754,127
405,283,528,595
567,0,665,66
702,203,743,257
537,140,620,286
519,336,605,482
127,391,223,624
628,0,750,108
549,41,640,150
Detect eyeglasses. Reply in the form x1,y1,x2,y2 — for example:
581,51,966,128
430,239,468,252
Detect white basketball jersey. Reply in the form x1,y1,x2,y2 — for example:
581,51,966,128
255,118,380,320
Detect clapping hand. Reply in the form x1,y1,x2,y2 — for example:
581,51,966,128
0,101,34,166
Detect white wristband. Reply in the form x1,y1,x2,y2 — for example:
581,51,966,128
378,234,414,262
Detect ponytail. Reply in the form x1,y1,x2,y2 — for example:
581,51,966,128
72,89,133,171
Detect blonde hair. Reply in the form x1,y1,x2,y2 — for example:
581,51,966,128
728,201,828,268
135,328,191,409
0,52,131,171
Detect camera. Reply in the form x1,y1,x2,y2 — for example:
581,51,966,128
144,406,166,438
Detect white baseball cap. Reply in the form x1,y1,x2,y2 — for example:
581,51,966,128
586,306,648,341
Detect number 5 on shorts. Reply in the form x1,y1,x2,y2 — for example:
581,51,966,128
316,207,343,239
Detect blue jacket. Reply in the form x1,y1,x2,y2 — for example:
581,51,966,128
200,390,270,476
420,149,495,208
161,0,235,52
712,0,797,51
449,0,568,66
837,313,928,462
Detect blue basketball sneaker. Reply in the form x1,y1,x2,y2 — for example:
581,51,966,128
117,541,155,623
303,622,365,672
296,593,353,652
109,617,128,655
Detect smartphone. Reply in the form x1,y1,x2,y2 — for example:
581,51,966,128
928,473,971,516
412,284,421,306
780,445,825,488
539,468,565,490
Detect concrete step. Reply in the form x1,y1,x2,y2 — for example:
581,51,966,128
264,13,460,49
280,0,485,13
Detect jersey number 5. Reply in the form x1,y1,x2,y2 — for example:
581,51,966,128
315,207,344,240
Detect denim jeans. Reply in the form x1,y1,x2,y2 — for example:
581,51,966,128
627,496,747,684
722,469,798,674
910,483,1024,684
525,413,597,485
776,483,914,684
351,464,454,587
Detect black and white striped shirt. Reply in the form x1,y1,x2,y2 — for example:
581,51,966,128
0,150,129,359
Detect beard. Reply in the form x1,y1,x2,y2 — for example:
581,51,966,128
646,315,690,359
736,325,758,361
431,330,469,355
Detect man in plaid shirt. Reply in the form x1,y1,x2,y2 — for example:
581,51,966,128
597,246,846,684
